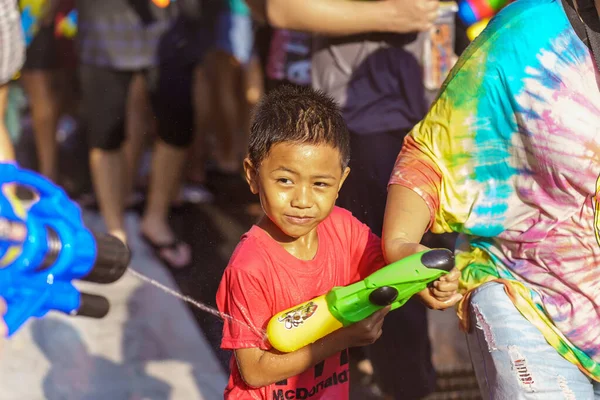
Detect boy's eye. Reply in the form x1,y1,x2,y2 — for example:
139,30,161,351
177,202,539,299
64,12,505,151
277,178,293,184
314,182,331,188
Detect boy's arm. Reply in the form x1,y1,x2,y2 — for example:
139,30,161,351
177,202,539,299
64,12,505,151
235,307,389,388
218,265,382,386
245,0,439,36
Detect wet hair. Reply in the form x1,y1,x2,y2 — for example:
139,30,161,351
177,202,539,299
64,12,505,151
248,85,350,169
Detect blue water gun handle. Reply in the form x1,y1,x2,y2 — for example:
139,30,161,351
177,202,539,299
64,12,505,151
0,163,130,336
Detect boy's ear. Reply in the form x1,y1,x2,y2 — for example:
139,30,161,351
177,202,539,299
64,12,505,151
336,167,351,198
243,157,260,194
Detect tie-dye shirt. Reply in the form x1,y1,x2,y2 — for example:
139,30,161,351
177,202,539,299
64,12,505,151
389,0,600,380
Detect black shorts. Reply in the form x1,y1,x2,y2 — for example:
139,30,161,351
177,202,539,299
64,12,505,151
79,63,196,150
23,25,58,71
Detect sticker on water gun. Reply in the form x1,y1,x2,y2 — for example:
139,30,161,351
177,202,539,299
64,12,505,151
278,301,318,330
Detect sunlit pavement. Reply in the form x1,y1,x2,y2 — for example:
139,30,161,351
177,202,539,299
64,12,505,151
0,211,228,400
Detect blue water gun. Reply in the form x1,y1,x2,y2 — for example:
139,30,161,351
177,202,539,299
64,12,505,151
0,163,130,336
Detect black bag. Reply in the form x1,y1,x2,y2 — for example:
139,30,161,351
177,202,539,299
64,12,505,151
563,0,600,74
177,0,224,23
177,0,203,22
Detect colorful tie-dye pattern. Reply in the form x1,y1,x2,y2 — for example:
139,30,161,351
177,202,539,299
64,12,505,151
390,0,600,380
19,0,46,45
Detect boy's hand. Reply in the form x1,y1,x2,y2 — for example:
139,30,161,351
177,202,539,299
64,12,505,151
418,267,462,310
337,306,390,349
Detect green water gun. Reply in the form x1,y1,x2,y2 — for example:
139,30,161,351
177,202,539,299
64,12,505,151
267,249,454,352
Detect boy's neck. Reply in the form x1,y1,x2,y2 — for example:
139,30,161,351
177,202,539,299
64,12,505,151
257,216,320,261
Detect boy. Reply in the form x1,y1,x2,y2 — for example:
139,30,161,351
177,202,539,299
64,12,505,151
216,85,461,399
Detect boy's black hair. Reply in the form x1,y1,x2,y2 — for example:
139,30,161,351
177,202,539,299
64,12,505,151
248,85,350,169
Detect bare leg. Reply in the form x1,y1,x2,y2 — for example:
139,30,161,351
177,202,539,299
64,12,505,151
21,71,60,181
89,148,126,244
210,51,242,173
123,72,153,203
0,85,15,162
140,140,191,268
241,56,264,217
187,64,211,184
240,55,264,157
172,64,215,207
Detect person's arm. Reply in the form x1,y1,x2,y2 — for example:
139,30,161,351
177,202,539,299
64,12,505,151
245,0,439,36
382,184,431,263
217,261,388,387
383,186,461,310
234,307,389,388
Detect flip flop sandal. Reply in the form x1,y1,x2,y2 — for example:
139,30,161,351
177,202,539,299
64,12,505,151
140,233,192,270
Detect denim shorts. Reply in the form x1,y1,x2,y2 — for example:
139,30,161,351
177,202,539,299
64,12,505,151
466,282,600,399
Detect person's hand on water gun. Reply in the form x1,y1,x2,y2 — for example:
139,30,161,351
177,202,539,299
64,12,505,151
393,242,462,310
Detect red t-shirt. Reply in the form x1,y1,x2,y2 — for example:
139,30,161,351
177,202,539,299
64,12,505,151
216,207,385,399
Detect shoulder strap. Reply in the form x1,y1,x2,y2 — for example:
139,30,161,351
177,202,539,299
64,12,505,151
563,0,600,72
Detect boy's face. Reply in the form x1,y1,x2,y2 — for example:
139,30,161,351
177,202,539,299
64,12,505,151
244,142,350,242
